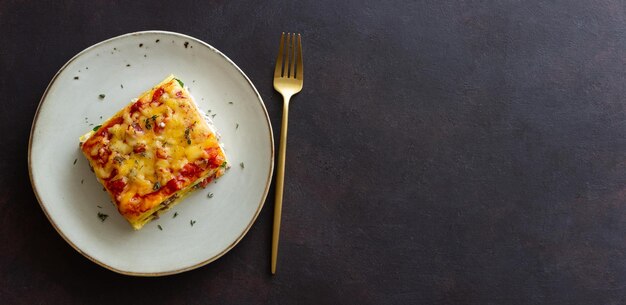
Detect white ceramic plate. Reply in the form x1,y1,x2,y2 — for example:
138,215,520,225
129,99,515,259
28,31,274,276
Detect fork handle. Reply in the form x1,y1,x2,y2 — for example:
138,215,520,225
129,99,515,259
271,96,291,274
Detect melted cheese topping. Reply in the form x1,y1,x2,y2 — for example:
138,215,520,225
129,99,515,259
80,75,227,229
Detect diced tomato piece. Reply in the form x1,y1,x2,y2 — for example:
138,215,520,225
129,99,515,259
154,121,165,134
152,87,165,103
175,91,184,98
180,163,201,178
130,100,143,114
207,153,224,169
164,177,185,194
133,143,146,153
156,148,168,159
203,147,222,168
106,179,126,196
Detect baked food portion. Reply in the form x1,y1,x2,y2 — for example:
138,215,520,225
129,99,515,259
80,75,227,229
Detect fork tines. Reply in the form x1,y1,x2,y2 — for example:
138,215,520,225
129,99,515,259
274,32,303,80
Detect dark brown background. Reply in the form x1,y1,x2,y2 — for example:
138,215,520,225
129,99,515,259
2,0,626,304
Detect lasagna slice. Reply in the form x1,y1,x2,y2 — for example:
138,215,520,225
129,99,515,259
79,75,227,230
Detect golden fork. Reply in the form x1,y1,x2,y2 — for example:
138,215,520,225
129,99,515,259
271,32,303,274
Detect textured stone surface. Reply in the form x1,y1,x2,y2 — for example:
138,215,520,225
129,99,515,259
3,0,626,304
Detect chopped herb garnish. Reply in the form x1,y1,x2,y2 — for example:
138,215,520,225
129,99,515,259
211,114,217,118
93,125,101,131
240,162,245,169
175,78,184,87
126,64,131,67
145,118,152,130
190,220,196,226
173,212,178,218
100,116,102,119
157,225,163,231
99,94,105,99
73,158,77,165
184,42,189,48
229,102,233,104
74,76,79,80
120,84,123,89
153,182,161,190
156,39,160,43
208,192,214,198
139,43,143,47
236,123,239,130
152,115,157,121
184,127,191,144
220,161,227,168
113,156,125,164
97,212,109,222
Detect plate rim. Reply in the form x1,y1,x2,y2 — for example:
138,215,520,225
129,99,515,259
27,30,274,276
